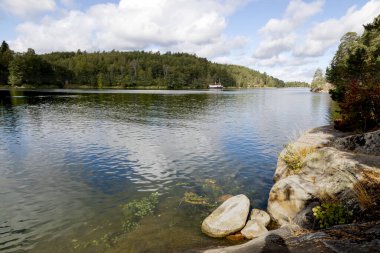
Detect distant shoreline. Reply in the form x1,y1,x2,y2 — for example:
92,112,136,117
0,85,309,91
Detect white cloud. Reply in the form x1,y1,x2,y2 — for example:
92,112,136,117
250,0,380,82
253,0,324,58
254,34,296,59
256,54,312,68
295,0,380,57
0,0,56,16
10,0,247,59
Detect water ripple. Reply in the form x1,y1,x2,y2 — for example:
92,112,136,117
0,88,331,252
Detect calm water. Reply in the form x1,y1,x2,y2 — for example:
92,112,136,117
0,88,331,252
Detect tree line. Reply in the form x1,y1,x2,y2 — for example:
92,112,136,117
0,43,309,89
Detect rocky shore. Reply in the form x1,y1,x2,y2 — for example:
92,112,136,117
199,125,380,253
310,83,334,93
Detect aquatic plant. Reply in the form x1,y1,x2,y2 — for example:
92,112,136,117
282,144,315,173
122,192,159,232
202,179,223,199
183,192,210,206
175,182,191,187
312,202,352,228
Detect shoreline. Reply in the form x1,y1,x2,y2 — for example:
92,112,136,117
0,85,309,91
201,125,380,252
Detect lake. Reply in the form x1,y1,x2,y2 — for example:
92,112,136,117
0,88,331,252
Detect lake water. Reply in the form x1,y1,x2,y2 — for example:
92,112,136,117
0,88,331,252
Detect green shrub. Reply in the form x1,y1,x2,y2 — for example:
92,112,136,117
312,202,352,228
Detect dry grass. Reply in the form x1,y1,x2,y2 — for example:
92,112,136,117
317,168,378,211
282,144,316,173
353,182,373,210
353,169,380,210
316,190,339,203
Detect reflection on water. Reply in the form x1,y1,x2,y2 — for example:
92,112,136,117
0,88,331,252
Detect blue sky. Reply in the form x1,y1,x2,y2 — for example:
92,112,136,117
0,0,379,82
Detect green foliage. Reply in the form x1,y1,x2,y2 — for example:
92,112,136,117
282,144,315,173
8,58,23,86
326,16,380,131
121,192,159,232
311,68,326,89
0,41,13,85
312,203,352,228
0,42,293,88
221,64,286,87
7,49,70,87
285,81,310,87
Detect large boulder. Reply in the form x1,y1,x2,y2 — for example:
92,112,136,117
268,127,380,226
273,126,349,182
241,220,268,239
201,194,250,238
267,175,317,226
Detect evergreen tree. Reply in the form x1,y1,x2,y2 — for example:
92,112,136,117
0,41,13,85
327,15,380,131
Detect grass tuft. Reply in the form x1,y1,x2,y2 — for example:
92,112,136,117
282,144,315,173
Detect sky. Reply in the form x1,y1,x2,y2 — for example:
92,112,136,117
0,0,379,82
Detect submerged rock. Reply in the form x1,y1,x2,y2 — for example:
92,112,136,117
241,220,268,239
201,194,250,238
217,194,234,203
250,209,271,227
226,232,245,241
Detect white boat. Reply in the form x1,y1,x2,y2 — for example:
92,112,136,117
208,83,224,89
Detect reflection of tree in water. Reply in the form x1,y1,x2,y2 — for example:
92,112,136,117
261,234,290,253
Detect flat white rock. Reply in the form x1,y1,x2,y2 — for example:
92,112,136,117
201,194,250,238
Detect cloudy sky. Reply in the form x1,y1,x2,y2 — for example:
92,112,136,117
0,0,379,82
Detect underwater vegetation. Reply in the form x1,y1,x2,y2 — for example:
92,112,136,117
70,192,160,251
183,192,211,206
122,192,160,232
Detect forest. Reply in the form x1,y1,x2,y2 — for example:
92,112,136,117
0,43,308,89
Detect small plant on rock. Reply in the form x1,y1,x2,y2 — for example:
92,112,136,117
312,202,352,228
282,144,315,173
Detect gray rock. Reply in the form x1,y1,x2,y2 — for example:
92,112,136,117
202,222,380,253
334,130,380,156
323,239,380,253
241,220,268,239
201,194,250,238
250,209,271,227
293,202,319,229
202,225,294,253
